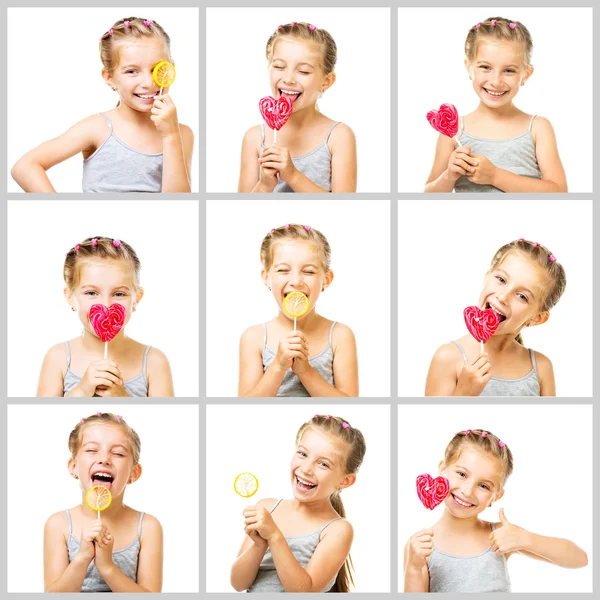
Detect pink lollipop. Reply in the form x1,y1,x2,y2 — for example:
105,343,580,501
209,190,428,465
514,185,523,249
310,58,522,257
426,103,462,146
259,95,293,143
89,303,126,359
464,305,500,354
416,474,450,510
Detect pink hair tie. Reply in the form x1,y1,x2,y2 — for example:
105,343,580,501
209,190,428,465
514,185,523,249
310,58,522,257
270,228,275,233
304,225,311,231
116,415,123,420
113,239,121,247
144,19,153,26
518,238,525,241
342,422,350,429
509,22,517,30
491,20,497,27
465,429,472,435
74,244,80,252
475,23,481,29
91,238,98,246
108,27,114,36
549,254,557,262
481,431,488,438
533,242,540,247
499,440,505,448
327,415,332,419
313,414,320,418
291,21,297,26
80,418,85,424
285,224,290,229
309,24,316,31
278,24,283,29
96,412,102,416
124,20,130,28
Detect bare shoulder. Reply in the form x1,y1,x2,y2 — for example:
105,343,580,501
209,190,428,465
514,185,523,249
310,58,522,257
533,350,553,373
146,346,170,369
240,323,264,346
431,341,462,364
140,512,163,534
531,115,555,138
44,342,68,365
44,510,68,541
243,124,262,145
256,497,278,510
324,516,353,538
329,122,355,149
331,322,356,344
179,123,194,142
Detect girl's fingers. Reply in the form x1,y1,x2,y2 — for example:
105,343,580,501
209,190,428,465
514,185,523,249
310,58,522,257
96,372,123,386
259,161,282,170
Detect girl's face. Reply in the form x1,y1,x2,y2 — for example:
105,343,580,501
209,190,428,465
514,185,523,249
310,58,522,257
269,38,334,113
262,240,332,322
478,252,549,336
68,424,140,498
441,445,504,518
103,38,171,112
67,259,142,339
467,39,532,108
290,428,355,502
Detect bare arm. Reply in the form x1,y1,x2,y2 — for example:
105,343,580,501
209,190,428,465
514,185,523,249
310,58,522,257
424,344,460,396
37,344,67,398
536,351,556,396
329,124,357,192
162,123,193,192
424,134,459,193
516,532,588,568
147,348,175,397
238,126,275,193
403,540,430,592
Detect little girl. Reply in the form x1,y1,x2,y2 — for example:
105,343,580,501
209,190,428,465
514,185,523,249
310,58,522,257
238,224,358,397
44,412,163,592
404,429,587,592
238,22,357,193
36,237,174,397
425,17,567,193
426,239,566,396
11,17,193,193
231,414,366,592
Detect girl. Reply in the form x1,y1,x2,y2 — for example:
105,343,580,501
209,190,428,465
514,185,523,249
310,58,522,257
404,429,587,592
425,239,565,396
44,412,163,592
238,22,357,193
37,236,174,397
11,17,193,193
238,224,358,397
231,414,366,592
425,17,567,193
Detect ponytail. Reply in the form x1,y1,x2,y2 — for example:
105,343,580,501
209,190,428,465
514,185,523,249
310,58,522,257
327,493,353,593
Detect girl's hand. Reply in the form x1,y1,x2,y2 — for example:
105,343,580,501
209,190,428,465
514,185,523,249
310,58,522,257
274,330,309,372
151,94,180,140
258,161,278,192
243,505,280,542
467,154,497,186
446,145,478,182
407,529,434,568
93,524,115,573
95,376,129,398
259,145,297,183
79,520,107,563
490,509,529,555
455,353,491,396
78,360,123,397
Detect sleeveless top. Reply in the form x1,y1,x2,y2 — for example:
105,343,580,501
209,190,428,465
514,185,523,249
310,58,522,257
452,340,540,396
259,122,340,192
82,113,163,193
247,499,343,593
262,322,336,397
63,342,152,398
429,523,511,592
66,508,145,593
454,115,542,193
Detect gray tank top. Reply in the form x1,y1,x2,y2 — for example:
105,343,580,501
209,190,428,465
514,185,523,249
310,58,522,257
66,508,144,592
453,340,540,396
260,122,340,192
429,523,511,592
247,499,343,593
82,113,163,193
262,322,336,397
63,342,152,397
454,115,541,193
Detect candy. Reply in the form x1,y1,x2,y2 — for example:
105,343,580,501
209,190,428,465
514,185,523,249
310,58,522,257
463,305,500,344
259,95,293,132
234,472,259,498
416,473,450,510
426,103,459,139
89,303,126,343
283,291,309,330
153,61,176,89
85,485,112,520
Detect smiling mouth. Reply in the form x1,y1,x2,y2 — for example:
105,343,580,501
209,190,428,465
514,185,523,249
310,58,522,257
135,92,159,99
483,88,508,97
485,302,507,322
279,89,302,102
91,472,115,490
451,493,475,508
295,475,317,491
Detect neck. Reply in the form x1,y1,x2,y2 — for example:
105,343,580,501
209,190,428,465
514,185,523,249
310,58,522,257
484,332,520,351
81,492,126,522
81,329,128,353
284,104,320,129
277,307,321,331
115,102,156,128
437,506,481,531
476,100,518,120
290,496,333,513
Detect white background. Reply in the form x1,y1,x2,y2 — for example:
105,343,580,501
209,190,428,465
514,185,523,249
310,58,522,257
7,7,199,193
7,201,199,397
398,7,593,193
206,8,391,193
7,404,199,593
206,199,391,397
397,200,592,397
206,404,390,592
398,404,593,593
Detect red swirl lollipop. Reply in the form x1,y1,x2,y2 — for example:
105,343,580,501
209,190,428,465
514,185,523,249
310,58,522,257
464,305,500,353
259,95,293,143
426,103,461,146
89,303,126,358
416,474,450,510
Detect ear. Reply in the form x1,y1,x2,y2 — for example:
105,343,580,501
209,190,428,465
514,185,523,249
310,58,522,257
129,463,142,484
322,270,334,291
491,488,505,504
64,287,74,309
464,58,472,76
337,472,356,491
68,457,77,478
522,64,534,84
261,269,270,288
527,311,549,328
438,460,445,476
134,288,144,308
322,71,336,92
102,68,113,87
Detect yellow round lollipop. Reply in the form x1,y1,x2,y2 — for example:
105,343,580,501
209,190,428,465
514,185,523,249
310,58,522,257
234,472,259,498
284,291,309,329
86,485,112,519
153,61,176,94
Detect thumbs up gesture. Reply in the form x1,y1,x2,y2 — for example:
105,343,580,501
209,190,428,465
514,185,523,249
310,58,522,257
489,508,530,556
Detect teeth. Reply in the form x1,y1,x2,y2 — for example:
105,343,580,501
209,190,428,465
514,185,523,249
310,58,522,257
486,89,505,96
93,472,113,479
280,90,300,95
489,305,505,317
137,94,156,99
453,494,473,507
297,476,316,487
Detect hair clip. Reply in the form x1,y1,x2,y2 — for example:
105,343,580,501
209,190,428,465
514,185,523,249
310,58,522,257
465,429,472,434
509,23,517,30
113,239,121,247
91,238,98,246
304,225,311,231
74,244,80,252
144,19,153,26
80,418,85,424
124,20,130,28
342,422,350,429
549,254,557,262
309,24,316,31
499,440,505,448
491,20,497,27
481,431,488,438
109,27,114,36
270,228,275,234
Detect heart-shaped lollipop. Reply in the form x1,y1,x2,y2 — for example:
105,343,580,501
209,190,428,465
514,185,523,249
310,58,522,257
259,95,293,142
464,306,500,345
426,103,461,145
416,473,450,510
89,304,127,342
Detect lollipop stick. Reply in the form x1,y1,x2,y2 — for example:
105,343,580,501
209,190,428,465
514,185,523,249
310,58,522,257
294,316,296,330
274,129,277,144
480,340,484,355
104,342,108,360
160,86,163,95
453,135,462,147
97,510,100,521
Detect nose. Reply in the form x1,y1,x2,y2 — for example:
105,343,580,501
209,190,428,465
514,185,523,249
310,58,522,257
490,69,503,87
283,69,296,85
289,270,303,286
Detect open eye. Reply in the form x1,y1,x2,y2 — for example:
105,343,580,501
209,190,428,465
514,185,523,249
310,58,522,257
296,450,307,457
480,483,490,490
457,470,466,478
495,275,506,284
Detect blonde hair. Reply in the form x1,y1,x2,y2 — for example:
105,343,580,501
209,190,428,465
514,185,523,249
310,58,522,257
69,412,141,465
260,224,332,272
465,17,533,68
266,22,337,75
63,236,142,294
444,429,513,489
296,415,366,593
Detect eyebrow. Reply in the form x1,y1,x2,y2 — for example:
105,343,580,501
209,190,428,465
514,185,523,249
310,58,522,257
455,464,496,488
80,285,132,291
273,263,318,269
495,269,536,298
297,445,337,466
82,441,129,452
272,58,315,69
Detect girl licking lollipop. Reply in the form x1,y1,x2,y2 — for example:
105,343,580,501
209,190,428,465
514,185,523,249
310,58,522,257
238,22,357,192
12,17,193,192
425,239,566,396
44,412,163,592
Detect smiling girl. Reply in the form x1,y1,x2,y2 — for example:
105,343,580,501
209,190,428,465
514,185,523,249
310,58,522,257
238,224,358,397
36,237,174,397
404,429,587,592
11,17,193,192
238,22,357,192
425,239,566,396
425,17,567,193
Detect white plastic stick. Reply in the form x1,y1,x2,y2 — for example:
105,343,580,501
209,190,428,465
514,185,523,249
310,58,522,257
97,510,100,521
160,86,163,95
294,316,296,330
454,135,462,147
104,342,108,360
274,129,277,144
481,340,484,355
